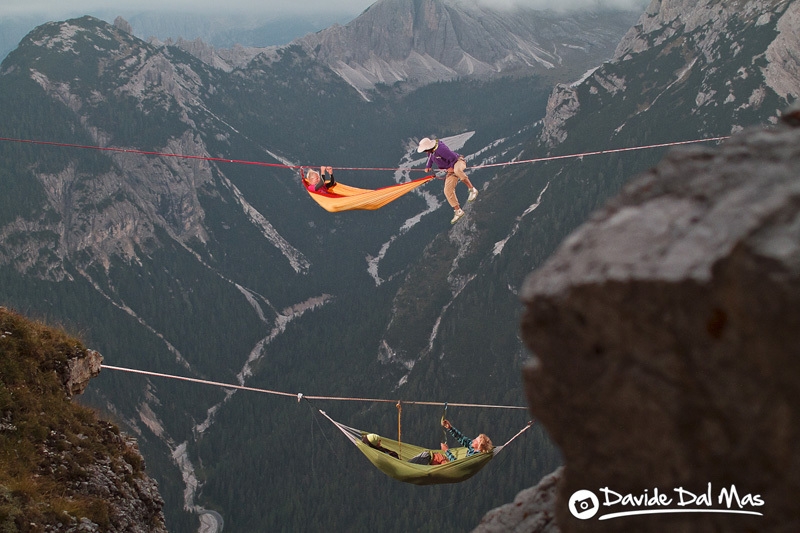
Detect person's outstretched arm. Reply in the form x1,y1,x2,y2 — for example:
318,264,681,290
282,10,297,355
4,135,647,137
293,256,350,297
442,419,472,449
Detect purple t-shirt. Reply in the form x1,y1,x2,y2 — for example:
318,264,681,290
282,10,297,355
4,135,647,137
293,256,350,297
426,141,461,170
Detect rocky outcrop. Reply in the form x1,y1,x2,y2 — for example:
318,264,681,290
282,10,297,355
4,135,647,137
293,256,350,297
113,16,133,36
0,306,167,533
515,111,800,532
170,37,264,72
59,348,103,397
762,0,800,102
473,467,562,533
39,423,167,533
615,0,795,61
540,84,580,148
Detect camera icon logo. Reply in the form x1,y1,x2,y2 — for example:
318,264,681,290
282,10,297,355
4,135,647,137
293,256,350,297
569,489,599,520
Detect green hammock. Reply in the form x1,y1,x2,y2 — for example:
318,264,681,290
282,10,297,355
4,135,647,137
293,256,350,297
319,409,532,486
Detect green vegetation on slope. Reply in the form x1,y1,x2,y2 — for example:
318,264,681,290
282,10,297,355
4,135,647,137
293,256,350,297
0,307,157,531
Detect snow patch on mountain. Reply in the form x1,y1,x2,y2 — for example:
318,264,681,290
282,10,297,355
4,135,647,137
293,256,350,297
219,175,310,274
494,182,550,256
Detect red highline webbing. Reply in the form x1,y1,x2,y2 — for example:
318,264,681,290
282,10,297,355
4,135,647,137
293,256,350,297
0,135,730,174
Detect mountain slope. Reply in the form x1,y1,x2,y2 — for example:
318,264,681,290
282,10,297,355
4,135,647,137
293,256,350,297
540,0,799,148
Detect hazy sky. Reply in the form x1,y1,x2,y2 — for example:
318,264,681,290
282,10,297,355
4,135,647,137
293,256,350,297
1,0,649,18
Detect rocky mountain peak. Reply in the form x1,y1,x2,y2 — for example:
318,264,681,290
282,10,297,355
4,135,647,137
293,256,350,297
0,17,221,280
296,0,642,94
615,0,794,60
539,0,799,148
113,16,133,35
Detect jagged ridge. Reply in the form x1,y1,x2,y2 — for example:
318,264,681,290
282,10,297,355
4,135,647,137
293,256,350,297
296,0,643,94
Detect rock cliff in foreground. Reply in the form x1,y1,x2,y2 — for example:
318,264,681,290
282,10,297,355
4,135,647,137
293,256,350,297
0,306,166,532
481,109,800,532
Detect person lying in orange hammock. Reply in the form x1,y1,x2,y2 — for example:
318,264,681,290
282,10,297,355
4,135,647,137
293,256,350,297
301,167,434,212
305,166,336,193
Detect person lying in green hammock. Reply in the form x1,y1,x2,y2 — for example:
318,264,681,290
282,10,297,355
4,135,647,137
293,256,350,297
441,418,493,460
407,419,493,464
363,433,399,459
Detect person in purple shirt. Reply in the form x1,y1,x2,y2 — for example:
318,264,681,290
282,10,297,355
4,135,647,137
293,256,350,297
418,137,479,224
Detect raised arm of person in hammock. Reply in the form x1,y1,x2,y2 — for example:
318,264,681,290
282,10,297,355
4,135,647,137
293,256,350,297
441,419,493,461
306,166,336,191
320,166,335,189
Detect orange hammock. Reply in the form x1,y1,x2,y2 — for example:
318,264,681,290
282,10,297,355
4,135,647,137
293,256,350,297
301,169,434,212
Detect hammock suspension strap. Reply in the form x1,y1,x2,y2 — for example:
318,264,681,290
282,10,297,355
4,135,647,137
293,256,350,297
396,401,403,458
441,402,448,445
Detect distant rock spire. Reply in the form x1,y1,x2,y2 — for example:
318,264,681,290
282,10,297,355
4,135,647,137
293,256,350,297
114,16,133,35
